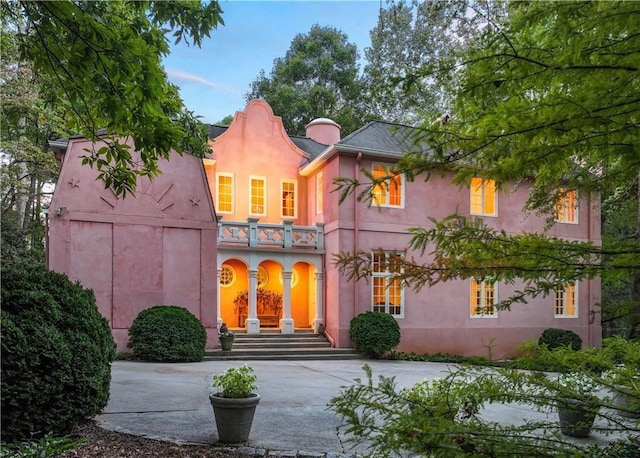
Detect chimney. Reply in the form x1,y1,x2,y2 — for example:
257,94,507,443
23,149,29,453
305,118,341,145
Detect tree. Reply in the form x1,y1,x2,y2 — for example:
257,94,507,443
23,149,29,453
245,24,369,136
363,0,506,124
335,0,640,330
1,0,224,197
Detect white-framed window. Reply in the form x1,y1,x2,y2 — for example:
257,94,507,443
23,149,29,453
219,265,236,287
316,172,323,214
257,266,269,288
249,176,266,216
555,189,578,224
554,282,577,317
372,163,404,208
281,179,297,218
371,251,404,317
470,177,497,216
470,279,497,318
216,173,234,214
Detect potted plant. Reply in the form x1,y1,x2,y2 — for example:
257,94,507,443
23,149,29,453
555,372,600,438
603,365,640,418
209,364,260,443
218,322,234,351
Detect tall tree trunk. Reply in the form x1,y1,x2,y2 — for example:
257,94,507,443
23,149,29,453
629,173,640,339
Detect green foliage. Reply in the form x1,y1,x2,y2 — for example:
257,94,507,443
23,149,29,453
212,364,258,398
127,305,207,362
1,263,116,441
350,311,400,358
539,328,583,351
246,24,370,136
0,434,80,458
2,0,224,197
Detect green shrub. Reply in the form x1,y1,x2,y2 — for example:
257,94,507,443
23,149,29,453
538,328,582,350
127,305,206,362
1,263,116,441
350,311,400,358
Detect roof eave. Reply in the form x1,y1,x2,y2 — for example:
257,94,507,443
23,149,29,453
299,143,405,176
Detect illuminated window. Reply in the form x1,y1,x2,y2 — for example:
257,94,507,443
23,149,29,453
470,279,497,317
216,173,234,214
555,189,578,223
250,176,266,216
554,283,577,317
470,177,496,216
220,265,236,287
281,180,297,218
371,251,404,317
372,163,403,208
316,172,323,214
257,266,268,288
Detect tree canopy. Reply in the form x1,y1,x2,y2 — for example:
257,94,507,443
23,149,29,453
1,0,224,197
335,0,640,332
245,24,369,136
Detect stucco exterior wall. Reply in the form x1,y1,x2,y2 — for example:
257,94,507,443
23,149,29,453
48,138,218,351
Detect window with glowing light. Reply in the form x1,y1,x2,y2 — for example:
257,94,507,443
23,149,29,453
257,266,268,288
281,180,297,218
470,177,496,216
216,173,234,214
371,251,404,317
470,279,497,317
555,189,578,223
316,172,323,214
372,163,403,208
250,176,266,216
554,283,577,317
220,265,236,287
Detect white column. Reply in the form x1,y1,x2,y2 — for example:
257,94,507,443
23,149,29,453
216,267,223,328
280,271,294,334
312,271,324,333
246,269,260,334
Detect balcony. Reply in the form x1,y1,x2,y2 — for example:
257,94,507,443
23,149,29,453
217,217,324,250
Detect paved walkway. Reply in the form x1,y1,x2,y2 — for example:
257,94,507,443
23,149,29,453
98,359,617,457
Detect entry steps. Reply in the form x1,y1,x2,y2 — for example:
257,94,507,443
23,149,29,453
204,331,362,361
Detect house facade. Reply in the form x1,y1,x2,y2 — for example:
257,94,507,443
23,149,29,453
47,99,602,357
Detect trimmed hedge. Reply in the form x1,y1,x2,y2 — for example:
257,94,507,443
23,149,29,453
127,305,206,362
350,311,401,358
1,264,116,441
539,328,583,351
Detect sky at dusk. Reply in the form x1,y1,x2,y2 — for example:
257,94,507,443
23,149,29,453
163,0,381,125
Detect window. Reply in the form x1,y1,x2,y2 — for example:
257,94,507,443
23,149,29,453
371,251,404,317
219,265,236,287
372,163,404,208
281,180,297,218
555,189,578,223
250,176,266,216
316,172,323,214
470,279,497,317
470,177,496,216
555,283,577,317
216,173,234,214
257,266,268,288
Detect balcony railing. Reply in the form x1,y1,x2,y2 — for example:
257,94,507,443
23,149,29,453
218,217,324,250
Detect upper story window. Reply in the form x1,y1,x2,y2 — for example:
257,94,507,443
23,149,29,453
555,189,578,224
554,282,577,317
470,279,497,318
250,176,266,216
281,180,297,218
371,251,404,317
470,177,496,216
316,172,323,214
216,173,234,214
372,163,404,208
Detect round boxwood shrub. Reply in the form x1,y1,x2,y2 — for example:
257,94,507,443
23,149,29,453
127,305,206,362
350,311,401,358
1,263,116,441
539,328,583,350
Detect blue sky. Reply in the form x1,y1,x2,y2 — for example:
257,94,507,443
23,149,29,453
163,0,381,125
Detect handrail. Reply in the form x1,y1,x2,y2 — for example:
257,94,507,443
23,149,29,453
218,218,324,250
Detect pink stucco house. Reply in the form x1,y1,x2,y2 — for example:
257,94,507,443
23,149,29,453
48,99,601,357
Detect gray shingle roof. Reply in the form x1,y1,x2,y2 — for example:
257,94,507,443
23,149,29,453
337,121,422,154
